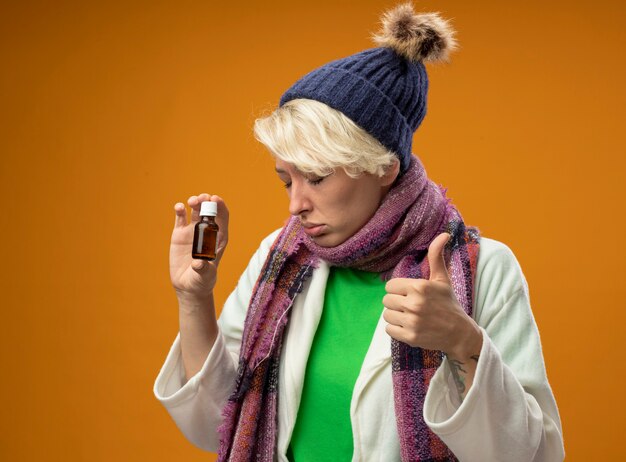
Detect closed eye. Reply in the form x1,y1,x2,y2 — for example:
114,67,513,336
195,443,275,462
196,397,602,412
306,171,332,185
280,173,330,189
307,176,325,185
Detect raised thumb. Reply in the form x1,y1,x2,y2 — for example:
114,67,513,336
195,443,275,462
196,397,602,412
428,232,451,283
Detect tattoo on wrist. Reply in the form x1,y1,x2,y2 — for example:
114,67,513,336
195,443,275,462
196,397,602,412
446,354,479,399
448,359,467,397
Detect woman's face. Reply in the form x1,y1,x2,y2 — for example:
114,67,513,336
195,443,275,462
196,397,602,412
274,158,399,247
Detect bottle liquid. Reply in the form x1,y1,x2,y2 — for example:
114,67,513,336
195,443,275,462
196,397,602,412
192,201,219,261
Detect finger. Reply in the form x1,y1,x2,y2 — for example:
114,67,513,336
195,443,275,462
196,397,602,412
191,257,212,274
428,232,452,283
385,278,413,296
188,195,199,221
205,195,229,263
382,308,405,327
210,195,229,231
189,193,211,223
385,324,412,345
174,202,187,227
382,293,407,312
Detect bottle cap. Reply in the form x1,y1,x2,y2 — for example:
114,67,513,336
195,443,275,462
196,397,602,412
199,201,218,217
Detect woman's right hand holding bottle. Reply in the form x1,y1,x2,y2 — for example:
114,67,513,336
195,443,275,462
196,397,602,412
170,193,229,305
170,193,229,380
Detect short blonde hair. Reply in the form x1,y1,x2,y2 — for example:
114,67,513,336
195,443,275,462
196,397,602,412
253,98,397,178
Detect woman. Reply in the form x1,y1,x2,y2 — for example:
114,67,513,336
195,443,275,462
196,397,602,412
154,3,564,461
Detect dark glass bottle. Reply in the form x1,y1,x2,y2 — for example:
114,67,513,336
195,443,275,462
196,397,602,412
192,201,219,261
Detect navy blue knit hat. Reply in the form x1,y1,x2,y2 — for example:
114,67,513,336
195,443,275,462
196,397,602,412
279,2,458,173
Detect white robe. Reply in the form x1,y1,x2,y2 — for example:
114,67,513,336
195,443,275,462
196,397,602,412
154,229,565,461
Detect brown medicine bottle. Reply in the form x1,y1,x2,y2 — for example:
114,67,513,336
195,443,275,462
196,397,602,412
192,201,219,261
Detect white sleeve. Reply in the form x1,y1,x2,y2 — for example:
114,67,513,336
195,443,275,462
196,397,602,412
152,228,282,451
423,238,565,462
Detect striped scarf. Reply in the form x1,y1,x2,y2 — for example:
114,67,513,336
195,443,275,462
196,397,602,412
217,156,480,461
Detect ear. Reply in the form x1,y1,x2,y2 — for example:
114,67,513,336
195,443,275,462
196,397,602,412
380,158,400,187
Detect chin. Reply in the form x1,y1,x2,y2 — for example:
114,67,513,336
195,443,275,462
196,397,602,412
311,232,347,248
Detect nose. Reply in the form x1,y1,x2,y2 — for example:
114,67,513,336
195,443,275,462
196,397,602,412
288,182,311,216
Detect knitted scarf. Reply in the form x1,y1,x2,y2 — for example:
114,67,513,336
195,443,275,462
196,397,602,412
217,156,481,461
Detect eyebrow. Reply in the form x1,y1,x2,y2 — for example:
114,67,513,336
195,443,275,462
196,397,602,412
275,168,286,174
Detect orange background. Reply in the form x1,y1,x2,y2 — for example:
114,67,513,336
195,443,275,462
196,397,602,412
1,1,624,460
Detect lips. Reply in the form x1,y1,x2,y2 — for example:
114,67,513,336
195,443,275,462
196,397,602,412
302,223,326,237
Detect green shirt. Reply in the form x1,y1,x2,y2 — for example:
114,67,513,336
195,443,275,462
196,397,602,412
287,266,387,461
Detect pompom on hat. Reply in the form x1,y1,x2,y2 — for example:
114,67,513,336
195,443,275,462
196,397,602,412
279,2,458,173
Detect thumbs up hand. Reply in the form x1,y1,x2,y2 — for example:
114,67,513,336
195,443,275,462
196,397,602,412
382,233,482,360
